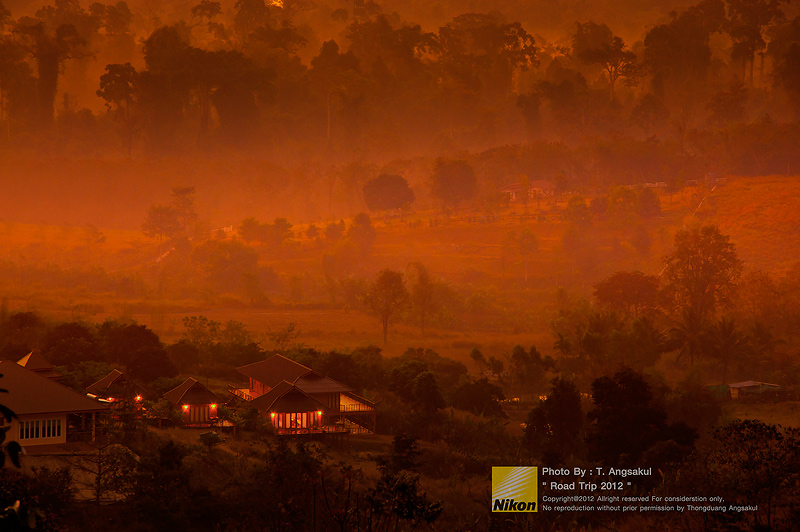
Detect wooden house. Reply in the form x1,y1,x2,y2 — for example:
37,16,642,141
234,355,375,434
86,369,148,404
0,360,108,448
163,378,222,427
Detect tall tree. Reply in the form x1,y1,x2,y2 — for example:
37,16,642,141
573,21,639,101
670,307,709,365
643,0,726,96
97,62,137,154
767,15,800,113
437,13,537,98
141,205,181,248
726,0,787,85
407,262,435,336
707,316,751,382
363,269,409,345
664,224,743,324
12,18,89,125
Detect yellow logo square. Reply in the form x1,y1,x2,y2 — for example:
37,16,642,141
492,466,538,512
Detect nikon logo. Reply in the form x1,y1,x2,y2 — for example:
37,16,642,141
492,466,538,512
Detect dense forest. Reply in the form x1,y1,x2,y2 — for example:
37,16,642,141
1,0,800,168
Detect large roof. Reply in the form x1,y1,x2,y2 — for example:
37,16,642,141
237,355,312,389
163,378,221,406
237,354,353,395
17,351,62,380
0,360,108,415
249,380,330,413
295,374,352,394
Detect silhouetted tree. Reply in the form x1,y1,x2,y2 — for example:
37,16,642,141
363,269,409,345
430,158,476,208
573,21,639,101
587,368,695,467
664,224,742,323
12,8,92,125
593,271,660,316
525,377,582,462
142,205,181,247
42,322,101,365
407,262,435,336
97,62,138,154
411,370,445,417
363,174,415,211
707,316,752,382
726,0,787,85
450,377,505,417
347,212,376,256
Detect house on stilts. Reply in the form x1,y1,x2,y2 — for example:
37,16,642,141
230,354,375,436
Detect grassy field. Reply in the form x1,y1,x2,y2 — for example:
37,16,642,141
723,401,800,428
2,174,800,371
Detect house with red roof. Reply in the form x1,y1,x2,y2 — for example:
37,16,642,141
233,354,375,434
0,360,108,448
163,378,222,427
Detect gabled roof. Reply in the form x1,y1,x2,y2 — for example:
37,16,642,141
0,360,108,415
87,369,124,394
295,373,352,394
163,378,221,406
86,369,148,398
237,354,312,389
249,380,331,413
17,351,62,380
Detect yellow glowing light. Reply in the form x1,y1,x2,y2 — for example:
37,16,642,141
182,405,189,410
211,404,217,409
135,395,142,401
317,411,322,416
270,413,275,418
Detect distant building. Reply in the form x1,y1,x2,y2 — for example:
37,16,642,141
86,370,148,425
500,180,556,202
0,360,108,448
233,354,375,434
728,381,781,399
163,378,222,427
87,369,148,403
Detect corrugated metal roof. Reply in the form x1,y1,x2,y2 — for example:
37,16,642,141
0,360,108,415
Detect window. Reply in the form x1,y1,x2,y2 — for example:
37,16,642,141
19,419,61,440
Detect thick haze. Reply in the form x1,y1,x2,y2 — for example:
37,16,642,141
1,0,799,231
